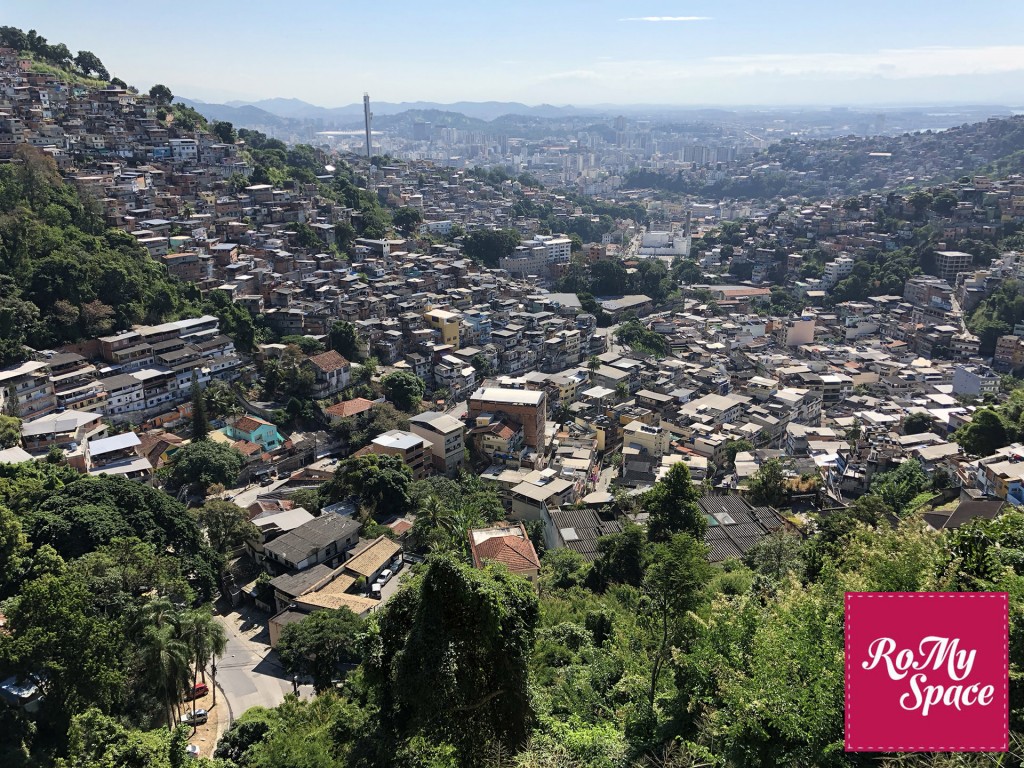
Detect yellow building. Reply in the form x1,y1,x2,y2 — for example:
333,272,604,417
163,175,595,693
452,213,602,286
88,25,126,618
423,308,461,349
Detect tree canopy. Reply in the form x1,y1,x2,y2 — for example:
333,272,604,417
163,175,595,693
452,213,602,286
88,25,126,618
380,370,425,412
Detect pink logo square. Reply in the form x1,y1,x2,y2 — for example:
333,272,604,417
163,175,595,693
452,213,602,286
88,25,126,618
845,592,1008,752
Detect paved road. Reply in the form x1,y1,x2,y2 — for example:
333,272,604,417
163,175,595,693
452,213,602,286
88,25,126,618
213,605,313,722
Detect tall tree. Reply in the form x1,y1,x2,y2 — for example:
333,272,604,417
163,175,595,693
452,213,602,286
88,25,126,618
190,374,209,441
748,458,788,508
329,320,362,361
643,533,711,709
365,554,538,763
643,462,706,541
196,499,257,559
165,441,244,495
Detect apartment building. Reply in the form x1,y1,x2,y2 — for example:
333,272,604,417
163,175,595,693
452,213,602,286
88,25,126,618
409,411,466,476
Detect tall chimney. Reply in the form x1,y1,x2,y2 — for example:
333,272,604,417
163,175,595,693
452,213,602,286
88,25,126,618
363,92,372,159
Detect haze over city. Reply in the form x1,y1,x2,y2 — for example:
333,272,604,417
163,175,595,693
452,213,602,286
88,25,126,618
6,0,1024,107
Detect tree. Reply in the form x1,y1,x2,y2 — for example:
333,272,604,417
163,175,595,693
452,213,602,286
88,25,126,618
931,191,958,217
743,530,805,581
392,207,423,235
869,458,928,516
178,607,226,711
0,414,20,448
642,533,711,709
196,499,257,559
381,370,425,412
724,438,753,467
73,50,108,80
643,462,706,542
323,453,413,518
278,609,363,692
955,408,1009,457
189,376,209,441
211,120,236,144
0,503,28,593
364,554,538,763
461,228,521,267
588,522,649,590
902,411,934,435
748,458,788,508
149,83,173,105
165,441,244,494
329,320,362,361
203,380,241,420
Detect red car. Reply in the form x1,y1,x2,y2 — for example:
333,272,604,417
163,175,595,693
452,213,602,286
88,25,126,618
184,682,209,700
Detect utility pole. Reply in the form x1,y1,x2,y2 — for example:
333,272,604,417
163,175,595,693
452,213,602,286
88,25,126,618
363,93,372,159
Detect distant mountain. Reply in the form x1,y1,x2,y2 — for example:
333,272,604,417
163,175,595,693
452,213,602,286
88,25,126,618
178,98,294,129
221,98,594,122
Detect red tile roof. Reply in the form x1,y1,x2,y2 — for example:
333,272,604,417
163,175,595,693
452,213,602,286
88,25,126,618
231,439,262,456
325,398,375,419
470,527,540,573
306,350,350,373
232,415,270,434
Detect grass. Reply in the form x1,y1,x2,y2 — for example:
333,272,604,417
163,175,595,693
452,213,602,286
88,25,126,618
28,58,109,89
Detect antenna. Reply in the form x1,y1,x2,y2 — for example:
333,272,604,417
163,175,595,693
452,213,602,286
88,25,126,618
363,92,372,159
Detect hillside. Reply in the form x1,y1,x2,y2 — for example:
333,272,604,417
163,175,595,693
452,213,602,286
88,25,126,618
626,114,1024,201
0,148,194,364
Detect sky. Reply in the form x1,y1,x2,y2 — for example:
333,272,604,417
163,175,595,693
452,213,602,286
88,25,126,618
7,1,1024,108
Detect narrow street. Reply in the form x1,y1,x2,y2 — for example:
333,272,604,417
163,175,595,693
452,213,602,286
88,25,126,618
213,604,313,723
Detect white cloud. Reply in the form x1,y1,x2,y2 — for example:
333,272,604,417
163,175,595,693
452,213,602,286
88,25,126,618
619,16,711,22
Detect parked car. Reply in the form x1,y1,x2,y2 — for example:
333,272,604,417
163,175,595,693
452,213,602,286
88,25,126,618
181,709,208,726
184,682,209,700
378,568,393,585
369,582,382,599
186,744,200,758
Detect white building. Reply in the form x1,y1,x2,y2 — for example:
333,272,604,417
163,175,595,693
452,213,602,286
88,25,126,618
951,365,999,398
822,255,855,288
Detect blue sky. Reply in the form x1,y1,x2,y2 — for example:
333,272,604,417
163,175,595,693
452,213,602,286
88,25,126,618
7,1,1024,106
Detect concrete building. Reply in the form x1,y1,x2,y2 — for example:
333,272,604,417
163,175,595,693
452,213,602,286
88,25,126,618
622,420,668,456
935,250,974,284
951,365,1000,398
366,429,431,480
423,308,461,348
468,387,548,454
409,410,466,476
0,360,56,420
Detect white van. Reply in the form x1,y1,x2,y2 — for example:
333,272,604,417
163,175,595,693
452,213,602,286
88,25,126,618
378,568,394,585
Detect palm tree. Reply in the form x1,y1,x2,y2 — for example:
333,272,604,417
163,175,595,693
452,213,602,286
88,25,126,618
208,619,227,708
180,608,228,708
415,494,458,550
588,356,601,375
139,623,191,730
135,595,179,633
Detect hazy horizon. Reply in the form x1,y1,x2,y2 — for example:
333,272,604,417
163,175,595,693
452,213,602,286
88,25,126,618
6,0,1024,108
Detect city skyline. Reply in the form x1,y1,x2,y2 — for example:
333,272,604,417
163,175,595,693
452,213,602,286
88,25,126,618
5,0,1024,108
